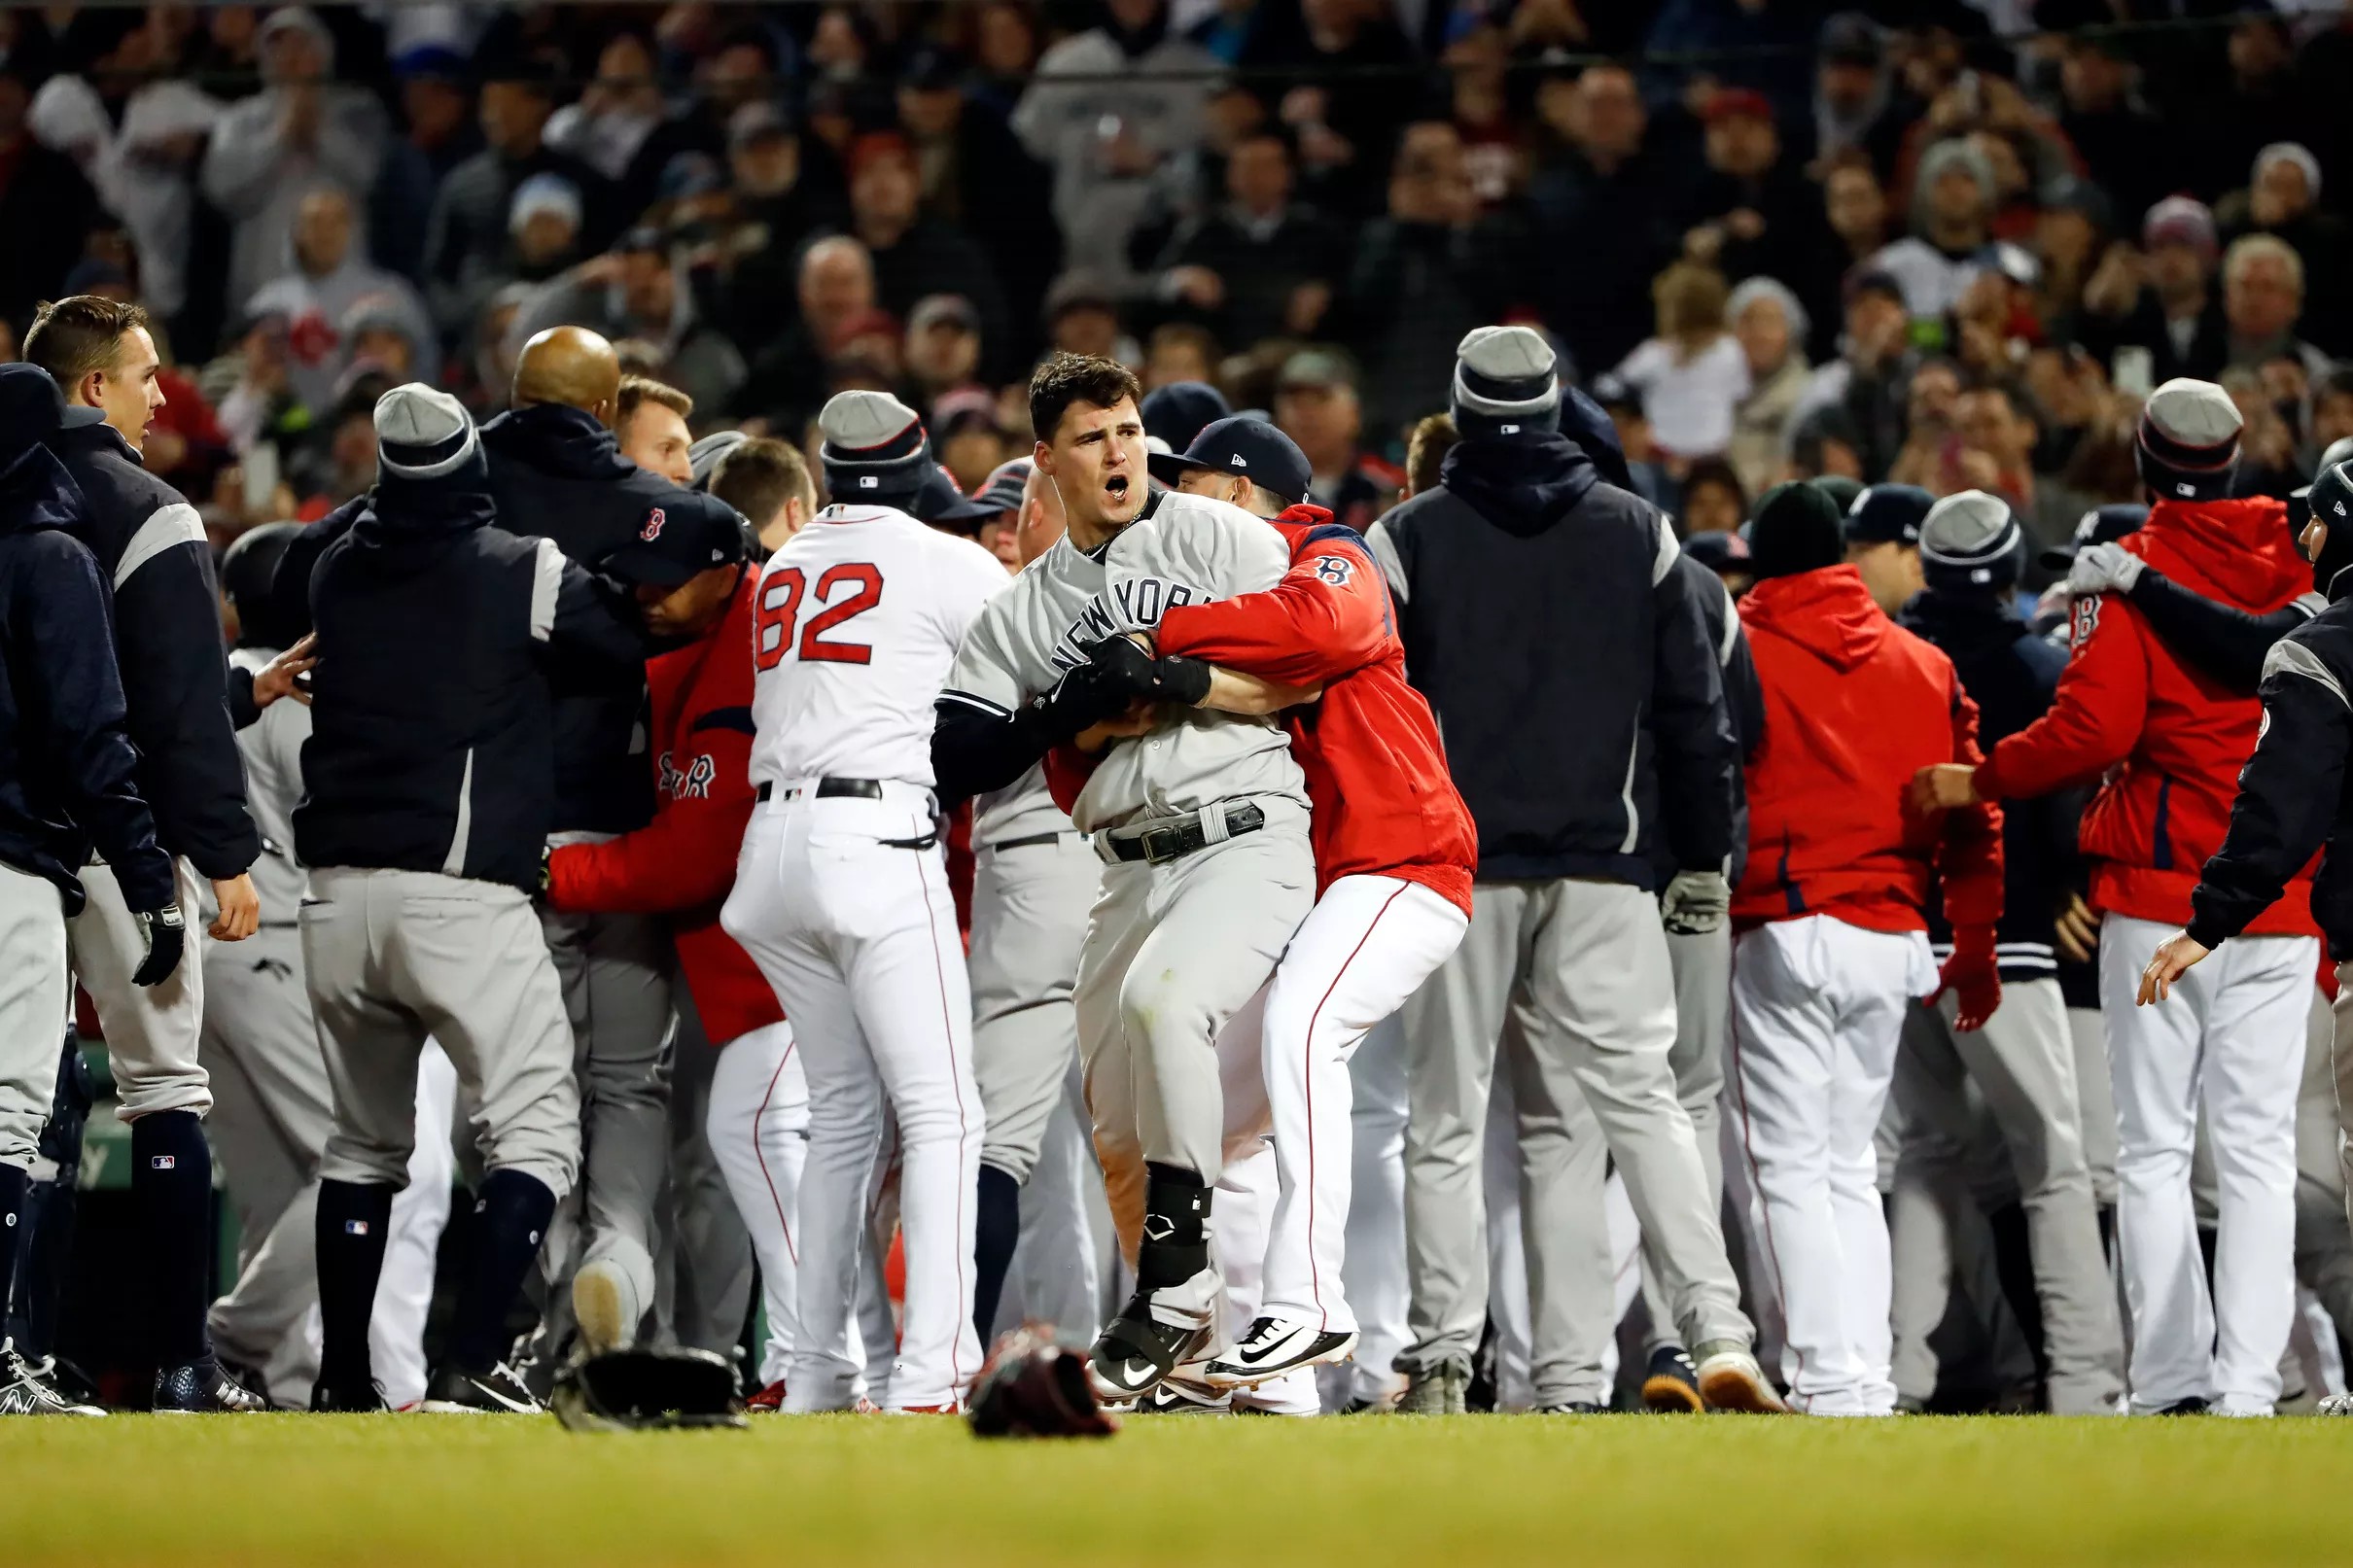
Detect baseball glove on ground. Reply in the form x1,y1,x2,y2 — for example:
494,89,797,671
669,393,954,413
550,1348,749,1433
966,1325,1121,1440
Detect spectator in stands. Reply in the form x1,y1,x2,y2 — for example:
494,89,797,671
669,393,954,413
2183,13,2304,204
1344,121,1515,444
2219,143,2350,356
895,44,1059,346
0,64,98,331
423,58,602,337
1532,62,1671,379
1810,13,1902,182
1242,0,1419,221
200,7,387,315
1012,0,1218,285
1680,87,1817,293
1041,270,1128,361
1142,323,1218,391
1791,268,1916,482
1680,457,1746,536
1868,138,2023,326
1155,129,1346,351
736,234,871,430
1610,261,1748,467
1952,380,2085,553
370,48,480,286
2055,33,2171,230
545,31,694,229
1274,346,1398,531
246,186,435,418
514,227,745,417
1727,276,1811,502
509,173,583,285
1441,9,1522,210
904,295,984,409
845,130,1011,379
720,102,846,354
1798,152,1893,361
2223,232,2331,382
2081,196,2229,386
615,374,694,486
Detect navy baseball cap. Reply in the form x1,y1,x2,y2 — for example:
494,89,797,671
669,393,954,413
972,457,1031,518
908,461,994,534
1147,415,1313,505
601,492,749,587
2038,504,2149,570
0,363,100,469
1843,483,1932,547
1141,381,1230,455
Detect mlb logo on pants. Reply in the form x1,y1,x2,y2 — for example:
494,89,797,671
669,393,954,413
151,1155,177,1170
344,1220,371,1237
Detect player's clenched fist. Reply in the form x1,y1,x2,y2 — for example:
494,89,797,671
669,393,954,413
1082,635,1212,707
1910,762,1982,814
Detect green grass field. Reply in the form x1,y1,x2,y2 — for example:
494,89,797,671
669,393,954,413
7,1412,2346,1565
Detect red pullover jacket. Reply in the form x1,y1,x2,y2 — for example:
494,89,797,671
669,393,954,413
1734,564,2004,940
1061,506,1476,913
1975,496,2319,935
545,573,783,1045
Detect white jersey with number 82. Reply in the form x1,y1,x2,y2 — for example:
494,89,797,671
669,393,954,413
748,503,1009,791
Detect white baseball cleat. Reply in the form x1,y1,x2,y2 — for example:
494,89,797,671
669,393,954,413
571,1257,642,1357
2319,1393,2353,1416
1693,1342,1789,1413
1200,1316,1359,1389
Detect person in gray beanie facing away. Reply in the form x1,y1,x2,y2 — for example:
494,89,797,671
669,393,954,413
1364,326,1781,1415
1890,489,2126,1415
297,384,645,1414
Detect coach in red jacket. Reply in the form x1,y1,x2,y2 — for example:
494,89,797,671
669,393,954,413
541,498,805,1402
1730,479,2005,1416
1912,380,2320,1416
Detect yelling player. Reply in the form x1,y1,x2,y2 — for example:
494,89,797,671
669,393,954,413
720,391,1007,1413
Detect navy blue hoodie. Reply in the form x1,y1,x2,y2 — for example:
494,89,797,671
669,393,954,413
1368,429,1738,888
0,401,176,915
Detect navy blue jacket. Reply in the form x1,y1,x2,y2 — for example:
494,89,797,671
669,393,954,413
45,421,258,881
1902,591,2071,981
295,470,644,892
1369,432,1738,889
0,444,176,915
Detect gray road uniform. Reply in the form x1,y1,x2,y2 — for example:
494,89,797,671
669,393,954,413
943,491,1314,1325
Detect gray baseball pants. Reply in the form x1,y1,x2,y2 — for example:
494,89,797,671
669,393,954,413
536,903,675,1340
1638,924,1732,1355
1397,879,1751,1376
654,989,752,1356
970,832,1099,1186
1074,801,1313,1326
70,857,211,1119
0,862,70,1167
303,868,580,1201
1886,981,2124,1413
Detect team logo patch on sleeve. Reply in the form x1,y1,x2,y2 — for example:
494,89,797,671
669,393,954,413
640,506,667,541
2069,594,2100,651
1314,554,1354,585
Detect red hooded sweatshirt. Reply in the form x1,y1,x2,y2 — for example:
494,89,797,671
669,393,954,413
1060,505,1476,913
1734,564,2004,938
1975,496,2319,935
545,573,783,1046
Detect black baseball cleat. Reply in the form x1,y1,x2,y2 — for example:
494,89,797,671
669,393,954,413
310,1378,389,1413
1087,1295,1212,1406
1142,1377,1232,1414
1536,1401,1609,1414
2154,1397,2210,1416
1640,1346,1704,1413
154,1356,272,1413
0,1342,106,1416
1201,1316,1358,1389
423,1360,544,1414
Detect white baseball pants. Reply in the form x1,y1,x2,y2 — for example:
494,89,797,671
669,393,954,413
722,788,981,1411
1729,914,1937,1415
706,1022,806,1388
2099,915,2311,1416
1336,1017,1409,1407
1260,875,1467,1337
1210,1139,1319,1413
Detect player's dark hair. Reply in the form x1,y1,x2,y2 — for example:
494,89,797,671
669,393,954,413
1030,352,1141,445
23,295,150,393
711,436,814,529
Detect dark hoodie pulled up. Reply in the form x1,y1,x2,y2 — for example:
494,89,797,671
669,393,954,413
0,440,177,915
295,465,643,892
1368,430,1738,888
1734,564,2004,939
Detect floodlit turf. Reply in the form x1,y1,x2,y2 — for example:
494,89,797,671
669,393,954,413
7,1411,2344,1565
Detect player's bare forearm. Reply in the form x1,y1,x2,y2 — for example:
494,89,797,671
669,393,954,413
1196,666,1321,716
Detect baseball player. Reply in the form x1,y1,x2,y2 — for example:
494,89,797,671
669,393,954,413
1365,327,1774,1415
1915,380,2318,1415
720,391,1004,1413
299,385,646,1413
2134,454,2353,1415
201,522,457,1411
23,296,266,1413
0,365,186,1416
1100,416,1475,1390
1732,480,2006,1417
1889,491,2125,1415
958,458,1106,1344
933,355,1315,1403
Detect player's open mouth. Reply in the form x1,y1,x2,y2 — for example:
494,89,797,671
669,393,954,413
1105,475,1130,502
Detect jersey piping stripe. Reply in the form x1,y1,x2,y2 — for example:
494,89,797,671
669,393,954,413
914,845,974,1394
1297,882,1410,1331
753,1038,800,1267
937,689,1012,717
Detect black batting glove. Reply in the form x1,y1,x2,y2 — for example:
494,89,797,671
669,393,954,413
131,903,187,988
1037,661,1132,737
1081,637,1212,707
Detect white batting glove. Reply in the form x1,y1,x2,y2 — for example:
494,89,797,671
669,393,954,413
1661,870,1731,936
2067,541,2144,598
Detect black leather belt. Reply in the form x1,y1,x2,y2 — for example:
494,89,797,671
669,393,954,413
755,778,883,803
989,831,1072,853
1100,803,1266,866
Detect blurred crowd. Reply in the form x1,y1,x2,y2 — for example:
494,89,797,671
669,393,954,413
4,2,2353,563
